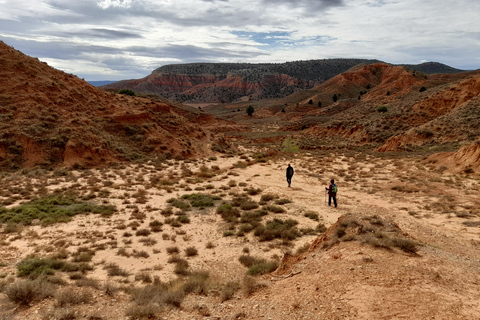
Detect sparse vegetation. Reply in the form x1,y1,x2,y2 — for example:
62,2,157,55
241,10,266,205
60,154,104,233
0,194,116,225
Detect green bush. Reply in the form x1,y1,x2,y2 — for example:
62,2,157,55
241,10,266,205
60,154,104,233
216,203,240,223
253,218,300,241
0,194,115,225
247,261,279,276
377,106,388,113
118,89,135,96
239,256,278,276
181,193,220,208
17,258,66,278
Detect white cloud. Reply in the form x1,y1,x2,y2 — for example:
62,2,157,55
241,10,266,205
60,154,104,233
1,0,479,80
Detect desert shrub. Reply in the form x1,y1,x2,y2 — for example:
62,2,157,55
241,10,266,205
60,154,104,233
223,230,235,237
72,247,95,262
55,287,92,306
244,187,262,196
0,194,116,225
135,272,153,283
42,307,77,320
391,238,419,253
149,220,163,232
304,211,319,221
220,281,240,302
239,255,278,276
242,275,264,297
132,250,150,258
238,255,261,268
262,205,285,214
205,241,215,249
176,215,190,224
260,194,275,202
247,261,279,276
166,198,190,211
160,289,185,307
3,222,20,233
281,136,299,152
240,200,259,211
166,246,180,255
240,209,267,223
184,246,198,257
118,89,135,96
216,203,241,223
4,279,56,305
104,263,129,277
181,193,220,208
316,223,327,233
160,207,174,216
17,257,65,278
182,271,210,295
253,218,300,241
136,229,151,237
174,259,190,275
125,303,162,319
139,237,157,246
75,277,101,289
419,86,427,92
274,198,292,205
377,106,388,113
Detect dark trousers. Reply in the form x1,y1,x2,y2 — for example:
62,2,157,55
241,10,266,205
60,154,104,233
286,176,292,186
328,195,337,207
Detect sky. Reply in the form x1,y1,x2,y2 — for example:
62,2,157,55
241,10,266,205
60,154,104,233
1,0,479,81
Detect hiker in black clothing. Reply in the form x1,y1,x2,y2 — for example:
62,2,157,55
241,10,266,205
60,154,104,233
286,164,294,187
325,179,337,207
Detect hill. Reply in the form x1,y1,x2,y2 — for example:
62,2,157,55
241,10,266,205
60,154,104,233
0,41,233,169
245,63,479,154
101,59,461,104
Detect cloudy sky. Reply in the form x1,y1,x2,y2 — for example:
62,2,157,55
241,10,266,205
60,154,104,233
1,0,479,81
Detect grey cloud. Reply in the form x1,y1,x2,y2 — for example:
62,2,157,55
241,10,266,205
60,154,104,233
261,0,344,11
54,28,143,40
127,44,268,61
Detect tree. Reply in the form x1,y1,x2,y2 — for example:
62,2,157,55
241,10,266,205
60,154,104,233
332,94,338,102
246,105,254,117
118,89,135,96
308,99,313,104
317,101,322,108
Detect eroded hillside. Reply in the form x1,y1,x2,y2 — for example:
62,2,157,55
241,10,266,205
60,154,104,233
0,42,236,169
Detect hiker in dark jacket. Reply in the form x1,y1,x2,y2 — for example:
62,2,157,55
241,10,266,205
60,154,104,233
325,179,337,207
286,164,294,187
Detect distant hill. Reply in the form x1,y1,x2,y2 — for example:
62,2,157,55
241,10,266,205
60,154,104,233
101,59,465,104
88,80,116,87
399,62,465,74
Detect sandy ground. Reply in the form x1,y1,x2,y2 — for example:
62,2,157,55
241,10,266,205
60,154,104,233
1,150,480,319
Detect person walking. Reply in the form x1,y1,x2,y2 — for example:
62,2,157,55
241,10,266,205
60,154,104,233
325,179,337,207
286,164,294,187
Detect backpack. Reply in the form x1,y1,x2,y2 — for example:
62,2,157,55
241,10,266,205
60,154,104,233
332,184,338,193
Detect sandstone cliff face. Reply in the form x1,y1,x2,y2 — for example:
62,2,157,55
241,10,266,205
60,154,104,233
104,72,315,103
0,41,223,168
426,142,480,174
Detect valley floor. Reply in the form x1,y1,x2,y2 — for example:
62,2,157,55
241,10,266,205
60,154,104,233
1,149,479,320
